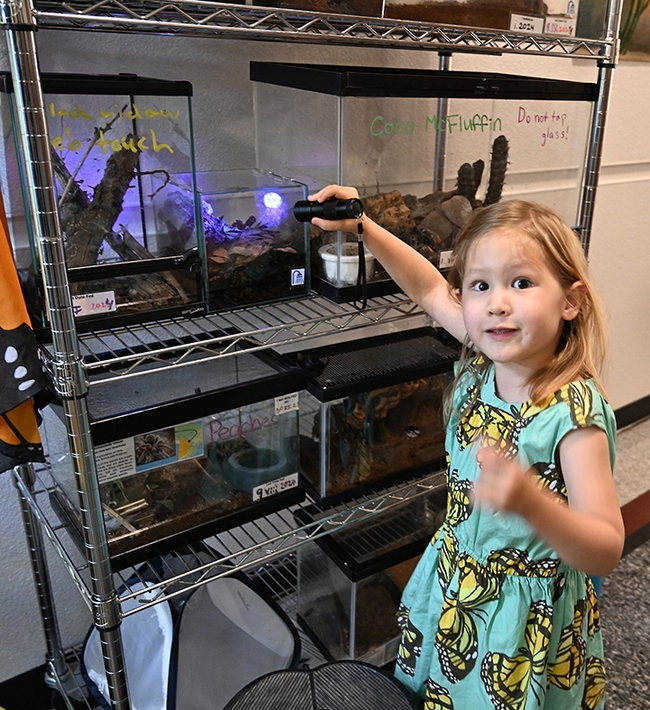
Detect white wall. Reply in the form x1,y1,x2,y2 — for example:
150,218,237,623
0,29,648,682
586,62,650,409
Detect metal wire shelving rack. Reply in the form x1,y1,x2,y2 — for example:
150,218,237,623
1,0,623,707
46,292,425,384
30,0,615,57
15,462,446,615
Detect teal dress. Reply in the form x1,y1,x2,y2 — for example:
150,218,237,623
394,359,616,710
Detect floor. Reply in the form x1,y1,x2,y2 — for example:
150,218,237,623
600,416,650,709
601,541,650,709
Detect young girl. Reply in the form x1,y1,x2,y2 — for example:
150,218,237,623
308,185,625,710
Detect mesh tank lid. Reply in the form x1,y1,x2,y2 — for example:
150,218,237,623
296,484,446,581
224,660,418,710
250,62,598,101
289,327,459,401
82,335,306,445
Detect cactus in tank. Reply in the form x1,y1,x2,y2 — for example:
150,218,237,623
456,162,478,208
472,159,485,195
455,159,486,209
484,135,509,206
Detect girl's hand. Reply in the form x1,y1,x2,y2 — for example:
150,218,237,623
308,184,360,233
474,446,536,515
475,429,624,577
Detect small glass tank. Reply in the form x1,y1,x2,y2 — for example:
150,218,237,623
46,342,305,569
297,485,447,665
289,327,459,507
4,72,204,333
195,169,310,311
252,63,596,302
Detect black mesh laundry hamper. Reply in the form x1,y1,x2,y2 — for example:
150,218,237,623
223,660,418,710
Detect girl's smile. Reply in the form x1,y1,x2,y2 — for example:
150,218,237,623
486,327,516,340
459,228,584,401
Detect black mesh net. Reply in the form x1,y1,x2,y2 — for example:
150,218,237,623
223,661,418,710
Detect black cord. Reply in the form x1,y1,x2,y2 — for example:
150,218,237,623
353,216,367,311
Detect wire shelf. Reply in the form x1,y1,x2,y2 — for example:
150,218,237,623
324,492,443,562
41,293,425,386
14,462,445,617
29,0,613,58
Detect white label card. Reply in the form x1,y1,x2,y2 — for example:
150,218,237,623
95,438,136,484
510,13,545,33
95,421,205,483
72,291,117,317
275,392,299,415
439,250,455,270
252,472,299,502
544,15,577,36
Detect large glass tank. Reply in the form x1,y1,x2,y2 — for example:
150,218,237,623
6,73,204,333
288,327,459,506
46,343,305,569
297,486,447,664
251,63,596,301
195,170,310,311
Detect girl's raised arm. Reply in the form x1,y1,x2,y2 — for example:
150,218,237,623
308,185,467,343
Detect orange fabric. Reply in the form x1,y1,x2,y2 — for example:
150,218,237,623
1,399,41,446
0,185,30,329
0,186,42,449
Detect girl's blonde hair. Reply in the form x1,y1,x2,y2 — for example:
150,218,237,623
446,199,607,408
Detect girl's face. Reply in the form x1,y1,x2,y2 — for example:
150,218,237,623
458,228,584,399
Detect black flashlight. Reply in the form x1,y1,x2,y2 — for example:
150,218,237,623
293,197,364,222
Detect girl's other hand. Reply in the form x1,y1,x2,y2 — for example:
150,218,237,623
476,430,624,576
307,184,360,233
475,446,536,515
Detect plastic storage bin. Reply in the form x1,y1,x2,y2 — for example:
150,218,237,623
47,341,306,569
2,72,204,334
195,169,309,311
251,63,596,302
288,327,458,506
296,486,447,665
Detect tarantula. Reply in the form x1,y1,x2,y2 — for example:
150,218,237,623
134,430,175,466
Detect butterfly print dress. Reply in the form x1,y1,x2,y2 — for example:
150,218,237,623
394,360,615,710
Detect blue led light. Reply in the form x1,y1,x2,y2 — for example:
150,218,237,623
263,191,283,210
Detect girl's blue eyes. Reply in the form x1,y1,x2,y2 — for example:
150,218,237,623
513,278,532,289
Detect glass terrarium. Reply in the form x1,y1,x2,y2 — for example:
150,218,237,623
4,72,204,333
289,327,459,506
251,63,596,302
194,169,309,311
47,342,305,569
297,485,447,665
